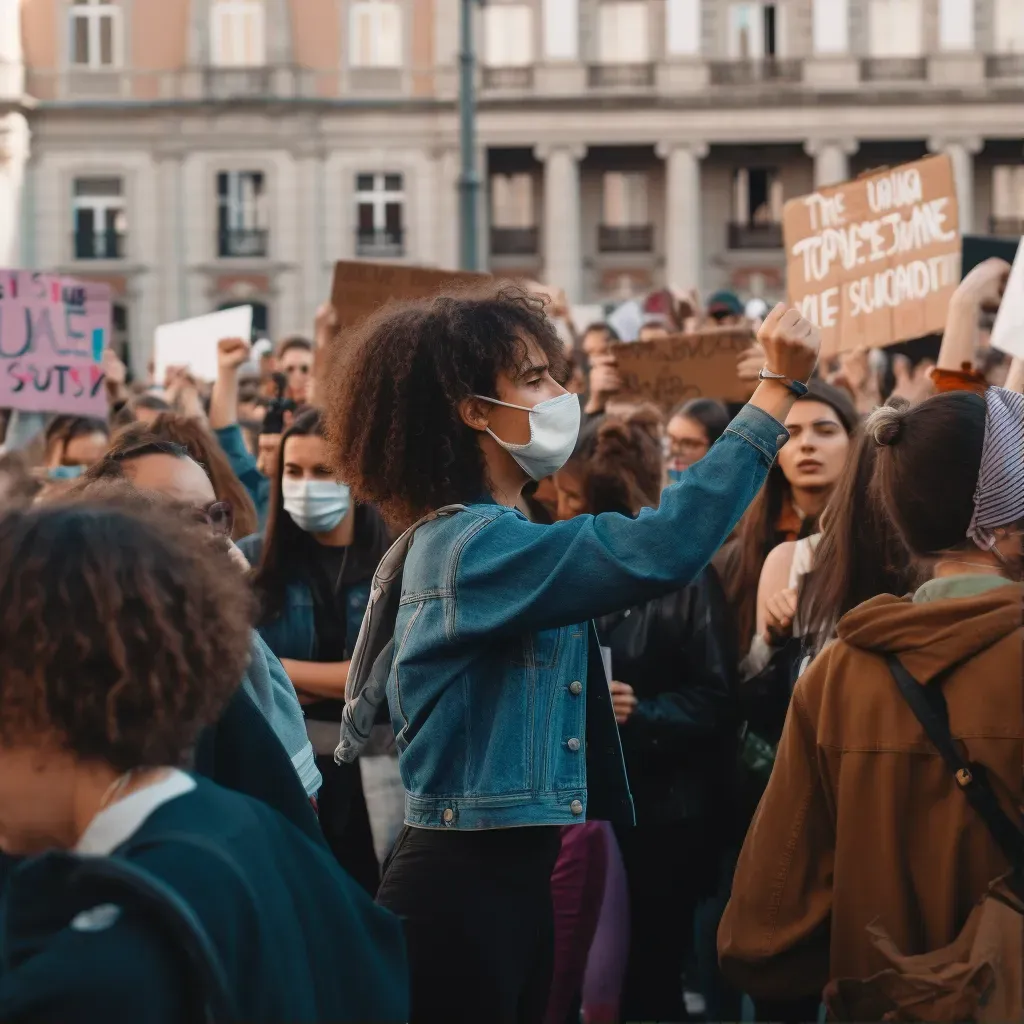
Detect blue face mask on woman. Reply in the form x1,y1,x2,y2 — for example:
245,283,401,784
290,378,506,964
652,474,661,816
48,465,86,480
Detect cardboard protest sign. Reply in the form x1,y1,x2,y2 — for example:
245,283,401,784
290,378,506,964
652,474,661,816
610,328,756,410
330,261,489,331
989,237,1024,360
784,155,961,354
153,306,253,383
0,270,111,417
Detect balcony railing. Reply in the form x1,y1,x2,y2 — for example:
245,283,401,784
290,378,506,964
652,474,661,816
728,222,783,250
709,59,802,85
482,66,534,90
598,224,653,253
989,216,1024,238
490,226,539,256
202,67,273,100
356,228,405,259
587,63,655,88
74,230,126,260
985,54,1024,79
218,228,269,259
348,66,404,94
859,57,927,82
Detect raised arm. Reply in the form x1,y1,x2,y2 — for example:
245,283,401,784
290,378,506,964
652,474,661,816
209,337,249,430
450,306,819,638
937,257,1010,372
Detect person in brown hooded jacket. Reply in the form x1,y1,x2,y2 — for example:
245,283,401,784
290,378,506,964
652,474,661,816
718,388,1024,1010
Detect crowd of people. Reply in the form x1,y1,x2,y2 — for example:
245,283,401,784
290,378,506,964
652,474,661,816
0,257,1021,1024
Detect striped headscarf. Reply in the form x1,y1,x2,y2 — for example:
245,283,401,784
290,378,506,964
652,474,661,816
966,387,1024,550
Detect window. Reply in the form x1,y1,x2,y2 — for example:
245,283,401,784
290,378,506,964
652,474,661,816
217,171,269,258
733,168,783,224
355,173,405,257
542,0,578,59
485,5,533,66
69,0,121,69
729,168,784,248
210,0,266,67
602,172,649,226
728,2,783,59
995,0,1024,52
992,166,1024,220
598,2,649,63
812,0,848,54
73,176,126,259
666,0,701,57
350,1,402,67
868,0,923,57
491,173,535,228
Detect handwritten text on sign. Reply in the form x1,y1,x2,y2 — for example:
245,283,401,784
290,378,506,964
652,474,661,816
610,329,756,410
784,155,960,353
0,271,111,417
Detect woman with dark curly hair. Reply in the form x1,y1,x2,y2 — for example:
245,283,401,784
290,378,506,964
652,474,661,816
325,285,819,1023
0,500,408,1024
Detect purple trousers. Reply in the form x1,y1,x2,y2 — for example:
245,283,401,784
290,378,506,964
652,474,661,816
545,821,629,1024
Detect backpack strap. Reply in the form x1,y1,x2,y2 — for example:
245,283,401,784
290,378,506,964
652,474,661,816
886,655,1024,871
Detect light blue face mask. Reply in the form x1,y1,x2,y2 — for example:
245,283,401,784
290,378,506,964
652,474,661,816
666,467,685,486
48,464,86,480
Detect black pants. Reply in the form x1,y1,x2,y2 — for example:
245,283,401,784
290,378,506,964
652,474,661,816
315,754,380,897
614,820,718,1023
377,824,562,1024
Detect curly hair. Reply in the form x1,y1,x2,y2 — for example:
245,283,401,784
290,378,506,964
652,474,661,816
323,283,568,526
570,419,663,518
108,415,258,540
0,498,253,770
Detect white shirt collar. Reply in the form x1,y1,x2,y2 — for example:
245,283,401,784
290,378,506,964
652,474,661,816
75,769,196,857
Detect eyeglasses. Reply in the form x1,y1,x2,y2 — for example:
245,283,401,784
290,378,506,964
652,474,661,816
192,500,234,537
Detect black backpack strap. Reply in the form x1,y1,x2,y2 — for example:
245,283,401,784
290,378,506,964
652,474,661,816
886,655,1024,871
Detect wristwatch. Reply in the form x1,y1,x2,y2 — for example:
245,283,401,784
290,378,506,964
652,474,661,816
758,368,809,397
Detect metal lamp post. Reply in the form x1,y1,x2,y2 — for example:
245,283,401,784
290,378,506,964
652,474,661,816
459,0,484,271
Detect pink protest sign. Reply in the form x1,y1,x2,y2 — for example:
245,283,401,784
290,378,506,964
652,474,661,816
0,270,111,416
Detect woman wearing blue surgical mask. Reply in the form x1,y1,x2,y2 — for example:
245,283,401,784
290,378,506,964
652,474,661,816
238,407,395,893
325,284,820,1024
43,415,109,479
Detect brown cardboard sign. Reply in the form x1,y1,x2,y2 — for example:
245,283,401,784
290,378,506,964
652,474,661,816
610,328,756,410
783,154,960,354
330,260,490,331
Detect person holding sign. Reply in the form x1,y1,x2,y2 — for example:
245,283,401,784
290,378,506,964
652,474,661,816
326,284,819,1024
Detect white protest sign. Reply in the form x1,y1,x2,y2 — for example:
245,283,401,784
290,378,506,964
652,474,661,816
990,237,1024,360
153,306,252,383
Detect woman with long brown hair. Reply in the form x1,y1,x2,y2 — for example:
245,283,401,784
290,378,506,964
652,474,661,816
110,415,258,540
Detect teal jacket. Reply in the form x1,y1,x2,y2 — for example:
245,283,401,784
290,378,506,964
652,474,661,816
0,778,408,1023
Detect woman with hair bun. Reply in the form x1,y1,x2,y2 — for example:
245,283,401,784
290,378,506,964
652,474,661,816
720,387,1024,1015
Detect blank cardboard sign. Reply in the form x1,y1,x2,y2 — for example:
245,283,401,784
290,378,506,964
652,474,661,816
610,328,757,410
330,261,490,331
784,154,960,354
990,237,1024,361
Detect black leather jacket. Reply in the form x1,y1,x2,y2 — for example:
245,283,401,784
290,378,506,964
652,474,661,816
594,566,738,827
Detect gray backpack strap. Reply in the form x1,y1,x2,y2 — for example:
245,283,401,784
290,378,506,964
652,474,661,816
335,505,466,763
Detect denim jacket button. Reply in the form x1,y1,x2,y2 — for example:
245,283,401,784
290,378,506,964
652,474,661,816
776,433,788,449
566,737,581,753
570,799,583,816
568,681,583,695
442,808,454,825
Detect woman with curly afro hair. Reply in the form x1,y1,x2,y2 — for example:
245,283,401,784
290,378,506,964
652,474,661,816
0,500,408,1024
326,285,819,1023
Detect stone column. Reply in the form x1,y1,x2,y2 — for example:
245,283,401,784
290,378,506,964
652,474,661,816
535,143,586,302
804,138,859,188
656,141,708,292
928,136,983,234
0,112,30,267
155,147,185,324
434,148,461,270
296,141,326,327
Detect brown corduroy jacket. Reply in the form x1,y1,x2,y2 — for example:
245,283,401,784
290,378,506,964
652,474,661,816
718,580,1024,1001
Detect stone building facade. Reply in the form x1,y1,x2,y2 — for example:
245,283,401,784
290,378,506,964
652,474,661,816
1,0,1022,370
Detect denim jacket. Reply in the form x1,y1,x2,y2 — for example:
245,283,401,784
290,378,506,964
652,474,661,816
215,424,270,528
337,404,789,831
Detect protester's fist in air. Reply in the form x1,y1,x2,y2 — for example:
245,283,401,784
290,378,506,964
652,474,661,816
953,257,1010,315
609,681,638,725
101,347,128,386
763,587,798,645
314,303,339,350
218,336,251,372
757,304,820,384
